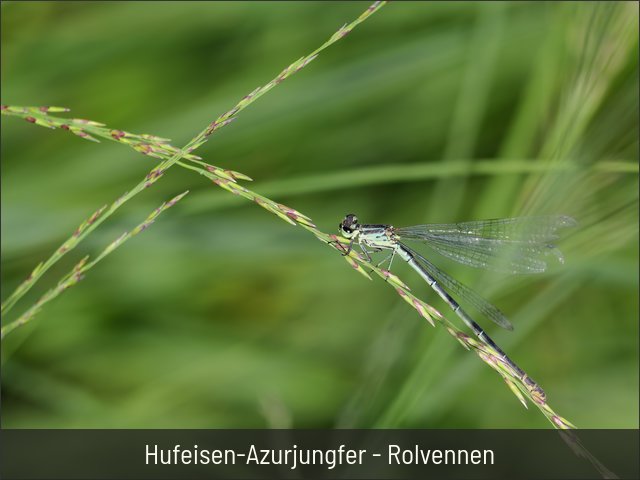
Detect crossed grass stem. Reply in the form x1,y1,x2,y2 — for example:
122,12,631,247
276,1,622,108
1,0,576,429
0,0,387,319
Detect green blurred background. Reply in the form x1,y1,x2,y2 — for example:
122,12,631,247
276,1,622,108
1,1,638,428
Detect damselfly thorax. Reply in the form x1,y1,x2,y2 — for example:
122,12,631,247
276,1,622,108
339,214,396,251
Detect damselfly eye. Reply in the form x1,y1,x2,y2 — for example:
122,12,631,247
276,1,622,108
339,214,358,238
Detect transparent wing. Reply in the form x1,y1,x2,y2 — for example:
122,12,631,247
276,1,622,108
398,216,576,241
418,235,558,273
403,244,513,330
395,215,576,274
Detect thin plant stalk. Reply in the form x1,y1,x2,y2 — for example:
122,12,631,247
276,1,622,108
0,191,189,338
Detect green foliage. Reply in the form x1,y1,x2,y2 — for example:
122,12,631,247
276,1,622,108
1,1,637,429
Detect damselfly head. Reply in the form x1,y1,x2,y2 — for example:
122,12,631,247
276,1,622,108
339,214,360,238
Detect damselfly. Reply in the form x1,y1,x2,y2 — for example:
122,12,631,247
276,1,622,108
337,214,577,398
